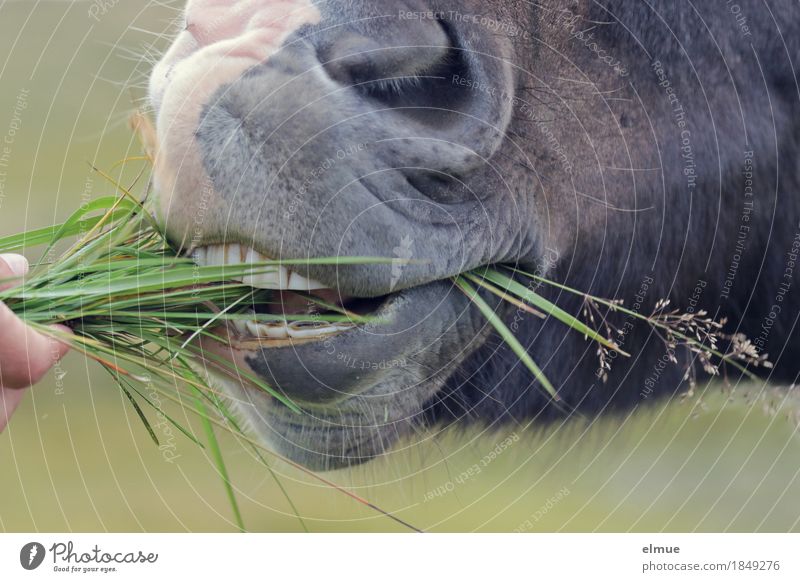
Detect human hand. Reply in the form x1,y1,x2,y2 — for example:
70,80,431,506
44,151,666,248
0,254,70,432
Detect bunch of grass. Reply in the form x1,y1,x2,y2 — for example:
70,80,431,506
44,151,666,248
0,192,389,411
0,189,415,532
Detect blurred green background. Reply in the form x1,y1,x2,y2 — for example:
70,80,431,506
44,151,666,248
1,1,800,533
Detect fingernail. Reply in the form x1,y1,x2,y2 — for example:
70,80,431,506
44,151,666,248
0,254,30,277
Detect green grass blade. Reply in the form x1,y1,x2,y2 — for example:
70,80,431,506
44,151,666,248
463,272,546,319
0,217,107,253
454,276,560,402
189,380,245,532
476,268,628,356
109,370,160,446
121,376,204,448
207,394,310,532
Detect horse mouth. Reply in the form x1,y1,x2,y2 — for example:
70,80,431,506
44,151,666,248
192,242,391,346
190,240,433,409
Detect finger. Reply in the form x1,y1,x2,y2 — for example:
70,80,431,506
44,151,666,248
0,253,29,291
0,386,27,433
0,304,70,389
0,254,70,388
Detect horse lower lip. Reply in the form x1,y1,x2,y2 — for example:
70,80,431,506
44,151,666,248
201,281,468,408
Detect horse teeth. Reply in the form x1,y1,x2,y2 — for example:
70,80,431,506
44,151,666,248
226,243,242,265
192,244,328,291
246,321,289,339
243,266,290,289
231,319,249,336
191,247,205,265
203,244,220,266
287,321,347,339
287,271,327,291
236,320,353,340
244,246,269,265
226,306,357,340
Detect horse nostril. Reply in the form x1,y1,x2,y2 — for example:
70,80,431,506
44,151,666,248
318,19,469,117
320,33,387,87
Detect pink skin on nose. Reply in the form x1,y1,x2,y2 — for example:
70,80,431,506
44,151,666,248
149,0,321,245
